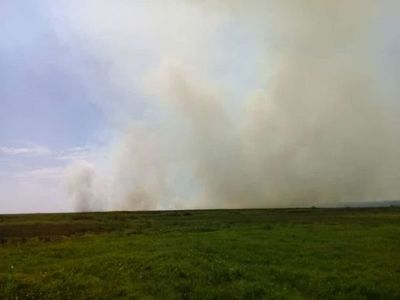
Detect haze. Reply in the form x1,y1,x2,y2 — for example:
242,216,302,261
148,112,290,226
1,1,400,213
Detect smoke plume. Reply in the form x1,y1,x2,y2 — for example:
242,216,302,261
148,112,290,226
54,0,400,211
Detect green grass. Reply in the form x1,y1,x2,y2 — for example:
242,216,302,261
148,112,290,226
0,207,399,299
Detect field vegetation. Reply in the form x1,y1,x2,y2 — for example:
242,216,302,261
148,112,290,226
0,207,400,299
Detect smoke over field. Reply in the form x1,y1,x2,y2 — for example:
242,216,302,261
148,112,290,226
56,1,400,211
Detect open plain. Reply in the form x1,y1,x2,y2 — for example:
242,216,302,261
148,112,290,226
0,207,399,299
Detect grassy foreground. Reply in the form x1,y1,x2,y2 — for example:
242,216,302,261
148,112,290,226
0,207,399,299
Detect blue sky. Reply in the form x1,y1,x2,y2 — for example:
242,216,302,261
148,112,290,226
0,1,110,212
0,1,108,149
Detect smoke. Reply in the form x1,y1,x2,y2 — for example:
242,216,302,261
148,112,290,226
54,0,400,211
65,161,101,212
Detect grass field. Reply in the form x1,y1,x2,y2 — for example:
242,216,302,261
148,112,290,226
0,207,399,299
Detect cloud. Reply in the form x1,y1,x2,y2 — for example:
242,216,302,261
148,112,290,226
56,146,96,162
0,145,51,156
12,167,65,180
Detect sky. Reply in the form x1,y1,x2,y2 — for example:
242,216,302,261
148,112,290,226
1,1,399,213
0,1,108,212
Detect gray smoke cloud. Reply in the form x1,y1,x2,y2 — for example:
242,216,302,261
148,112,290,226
65,161,100,212
55,0,400,211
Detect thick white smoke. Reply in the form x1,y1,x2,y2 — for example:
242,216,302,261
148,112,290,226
53,0,400,211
